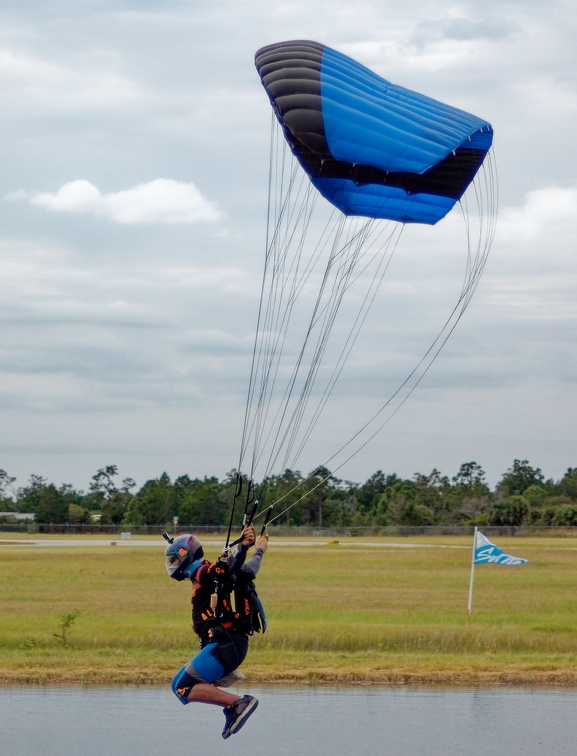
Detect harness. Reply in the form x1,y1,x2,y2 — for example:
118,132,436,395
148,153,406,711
192,560,267,639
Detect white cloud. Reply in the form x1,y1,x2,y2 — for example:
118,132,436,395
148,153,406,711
6,179,223,224
498,185,577,242
469,184,577,358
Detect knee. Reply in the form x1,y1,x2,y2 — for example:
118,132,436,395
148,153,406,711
171,666,196,705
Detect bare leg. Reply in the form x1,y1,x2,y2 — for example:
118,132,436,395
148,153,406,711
186,683,240,707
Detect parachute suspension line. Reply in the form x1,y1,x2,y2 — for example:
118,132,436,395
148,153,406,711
251,205,341,476
225,478,260,552
247,176,322,477
288,221,404,468
256,150,498,526
255,198,405,482
272,217,401,474
238,122,319,478
243,136,421,498
237,112,283,474
248,222,404,523
259,234,494,527
225,472,244,550
263,279,481,526
239,121,336,483
458,150,498,308
240,112,407,485
259,214,354,476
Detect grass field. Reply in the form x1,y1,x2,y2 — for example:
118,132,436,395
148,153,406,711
1,533,576,686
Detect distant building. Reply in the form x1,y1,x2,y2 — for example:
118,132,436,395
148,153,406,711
0,512,35,521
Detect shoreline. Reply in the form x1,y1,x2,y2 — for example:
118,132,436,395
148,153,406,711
2,668,577,688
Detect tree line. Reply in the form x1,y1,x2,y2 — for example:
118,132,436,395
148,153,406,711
1,460,577,528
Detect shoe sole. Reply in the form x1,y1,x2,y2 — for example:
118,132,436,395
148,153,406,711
222,698,259,739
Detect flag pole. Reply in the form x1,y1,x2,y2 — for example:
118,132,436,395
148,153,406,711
467,526,477,631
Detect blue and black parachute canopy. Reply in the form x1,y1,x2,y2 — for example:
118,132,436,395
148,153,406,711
255,40,493,225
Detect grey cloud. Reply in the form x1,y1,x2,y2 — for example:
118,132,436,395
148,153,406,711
412,14,516,47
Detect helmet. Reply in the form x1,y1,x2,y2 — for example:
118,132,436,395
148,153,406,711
164,533,204,581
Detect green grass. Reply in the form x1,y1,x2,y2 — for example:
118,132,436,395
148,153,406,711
1,534,576,685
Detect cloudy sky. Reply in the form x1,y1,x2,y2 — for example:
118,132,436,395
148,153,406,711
1,0,576,493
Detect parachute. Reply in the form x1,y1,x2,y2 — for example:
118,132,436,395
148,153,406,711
254,40,493,225
236,40,497,517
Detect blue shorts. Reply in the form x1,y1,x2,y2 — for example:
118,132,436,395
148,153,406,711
171,631,249,704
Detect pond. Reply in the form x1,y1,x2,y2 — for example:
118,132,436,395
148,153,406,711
2,684,575,755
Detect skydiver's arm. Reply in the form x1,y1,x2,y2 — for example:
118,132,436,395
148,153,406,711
226,543,248,574
241,536,268,579
226,526,256,575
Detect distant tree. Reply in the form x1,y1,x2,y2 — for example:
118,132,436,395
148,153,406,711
17,475,47,513
68,503,92,524
177,476,228,526
123,473,175,526
9,458,577,528
259,469,307,525
398,500,435,526
299,467,348,527
216,471,255,530
384,480,418,525
89,465,135,501
89,465,120,499
531,496,572,525
370,491,392,526
520,483,548,508
448,462,491,524
0,469,17,508
548,502,577,526
453,496,491,526
355,470,395,508
488,495,529,526
28,482,69,524
58,483,85,507
497,460,544,498
452,461,488,491
413,469,451,522
555,468,577,502
99,490,133,525
89,465,136,524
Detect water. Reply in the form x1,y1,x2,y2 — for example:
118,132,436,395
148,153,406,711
1,685,575,755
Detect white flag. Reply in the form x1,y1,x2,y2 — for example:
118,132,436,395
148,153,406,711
474,531,528,565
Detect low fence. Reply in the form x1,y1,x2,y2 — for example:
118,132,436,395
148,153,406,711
0,523,576,538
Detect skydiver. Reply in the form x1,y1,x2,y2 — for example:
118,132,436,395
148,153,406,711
164,525,268,739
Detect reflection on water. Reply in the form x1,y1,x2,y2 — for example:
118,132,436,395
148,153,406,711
1,685,575,756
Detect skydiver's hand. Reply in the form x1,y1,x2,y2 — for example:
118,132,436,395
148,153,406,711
241,525,256,547
255,535,268,554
